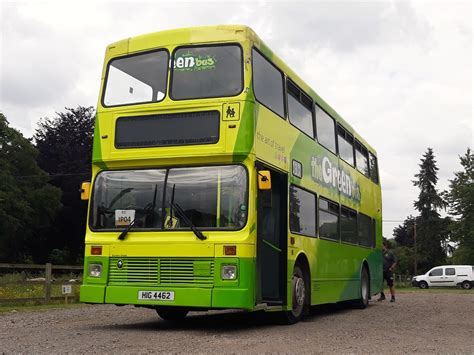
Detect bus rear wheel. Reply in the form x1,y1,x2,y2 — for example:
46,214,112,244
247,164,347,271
156,307,189,321
278,264,307,325
354,267,369,309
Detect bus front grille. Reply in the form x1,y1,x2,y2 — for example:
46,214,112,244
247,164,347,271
108,257,214,287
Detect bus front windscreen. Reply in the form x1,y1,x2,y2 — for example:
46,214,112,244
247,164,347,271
91,165,248,231
171,45,243,100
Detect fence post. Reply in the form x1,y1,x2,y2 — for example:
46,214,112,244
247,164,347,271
45,263,52,302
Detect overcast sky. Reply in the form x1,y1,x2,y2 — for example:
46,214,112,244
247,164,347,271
0,0,472,236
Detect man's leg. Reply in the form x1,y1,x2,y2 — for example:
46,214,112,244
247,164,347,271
387,272,395,302
378,270,387,301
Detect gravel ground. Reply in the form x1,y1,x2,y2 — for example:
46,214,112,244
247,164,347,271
1,292,473,353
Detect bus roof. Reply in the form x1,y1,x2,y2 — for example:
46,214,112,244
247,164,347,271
106,24,377,155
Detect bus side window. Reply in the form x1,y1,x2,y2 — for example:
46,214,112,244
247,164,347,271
289,185,316,237
252,48,285,119
369,152,379,184
318,197,339,241
340,206,357,245
315,105,337,154
286,80,314,138
355,140,369,177
358,213,373,247
337,125,355,166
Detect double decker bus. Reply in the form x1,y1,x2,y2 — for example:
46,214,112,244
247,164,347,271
80,25,382,324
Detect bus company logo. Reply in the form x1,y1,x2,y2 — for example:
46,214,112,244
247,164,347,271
117,260,124,269
311,156,361,202
173,52,216,71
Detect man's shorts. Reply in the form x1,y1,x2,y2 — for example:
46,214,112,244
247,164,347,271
383,269,394,287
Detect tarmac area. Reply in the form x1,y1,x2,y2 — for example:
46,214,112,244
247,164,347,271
0,291,473,353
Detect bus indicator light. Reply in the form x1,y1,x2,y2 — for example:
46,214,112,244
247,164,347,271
224,245,236,255
91,245,102,255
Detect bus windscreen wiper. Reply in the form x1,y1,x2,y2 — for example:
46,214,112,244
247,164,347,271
118,184,158,241
118,220,135,240
171,202,206,241
168,184,206,241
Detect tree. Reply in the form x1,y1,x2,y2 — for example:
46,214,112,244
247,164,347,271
413,148,447,219
445,148,474,264
412,148,449,272
392,245,415,275
0,113,62,262
393,215,415,248
34,106,95,263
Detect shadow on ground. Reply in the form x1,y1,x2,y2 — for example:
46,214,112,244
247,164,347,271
87,300,363,333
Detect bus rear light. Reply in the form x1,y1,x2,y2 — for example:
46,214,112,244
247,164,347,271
91,246,102,255
224,245,236,255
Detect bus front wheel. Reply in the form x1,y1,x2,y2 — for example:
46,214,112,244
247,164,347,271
278,264,307,325
156,307,189,321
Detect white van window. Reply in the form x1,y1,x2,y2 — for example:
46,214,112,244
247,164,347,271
429,268,443,276
445,268,455,276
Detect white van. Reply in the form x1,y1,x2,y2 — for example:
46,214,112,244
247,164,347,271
412,265,473,289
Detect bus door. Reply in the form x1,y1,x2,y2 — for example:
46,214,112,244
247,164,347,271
256,167,288,305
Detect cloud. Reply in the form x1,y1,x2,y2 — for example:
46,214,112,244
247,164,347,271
0,0,471,238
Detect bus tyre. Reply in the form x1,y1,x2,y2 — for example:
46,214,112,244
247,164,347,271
461,281,472,290
279,265,307,325
354,267,369,309
419,281,429,289
156,307,188,321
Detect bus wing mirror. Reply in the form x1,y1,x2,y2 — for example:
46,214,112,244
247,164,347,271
258,170,272,190
80,182,91,200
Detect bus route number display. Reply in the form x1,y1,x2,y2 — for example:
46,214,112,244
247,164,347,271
115,210,135,227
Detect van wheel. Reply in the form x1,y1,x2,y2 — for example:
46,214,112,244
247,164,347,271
354,267,369,309
419,281,429,289
156,307,188,321
461,281,472,290
278,264,307,325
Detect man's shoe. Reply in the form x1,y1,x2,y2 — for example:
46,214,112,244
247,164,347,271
390,297,395,303
377,295,386,302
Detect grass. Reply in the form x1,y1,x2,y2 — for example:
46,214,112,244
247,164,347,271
0,272,82,304
396,287,473,294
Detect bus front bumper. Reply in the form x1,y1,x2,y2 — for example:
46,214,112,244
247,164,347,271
80,284,253,309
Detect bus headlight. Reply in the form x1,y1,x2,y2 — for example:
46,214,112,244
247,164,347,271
89,263,102,278
221,265,237,280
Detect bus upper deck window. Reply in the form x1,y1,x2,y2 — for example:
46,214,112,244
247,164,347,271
171,45,243,100
103,50,169,107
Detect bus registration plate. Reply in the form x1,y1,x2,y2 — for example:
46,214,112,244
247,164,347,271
138,291,175,301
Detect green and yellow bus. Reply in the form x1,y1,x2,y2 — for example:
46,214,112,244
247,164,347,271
80,25,382,324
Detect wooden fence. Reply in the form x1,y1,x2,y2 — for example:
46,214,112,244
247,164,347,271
0,263,83,304
0,264,416,305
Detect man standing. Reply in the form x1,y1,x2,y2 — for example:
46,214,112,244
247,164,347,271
378,240,397,302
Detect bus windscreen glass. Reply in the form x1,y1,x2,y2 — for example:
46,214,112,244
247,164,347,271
91,165,248,231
